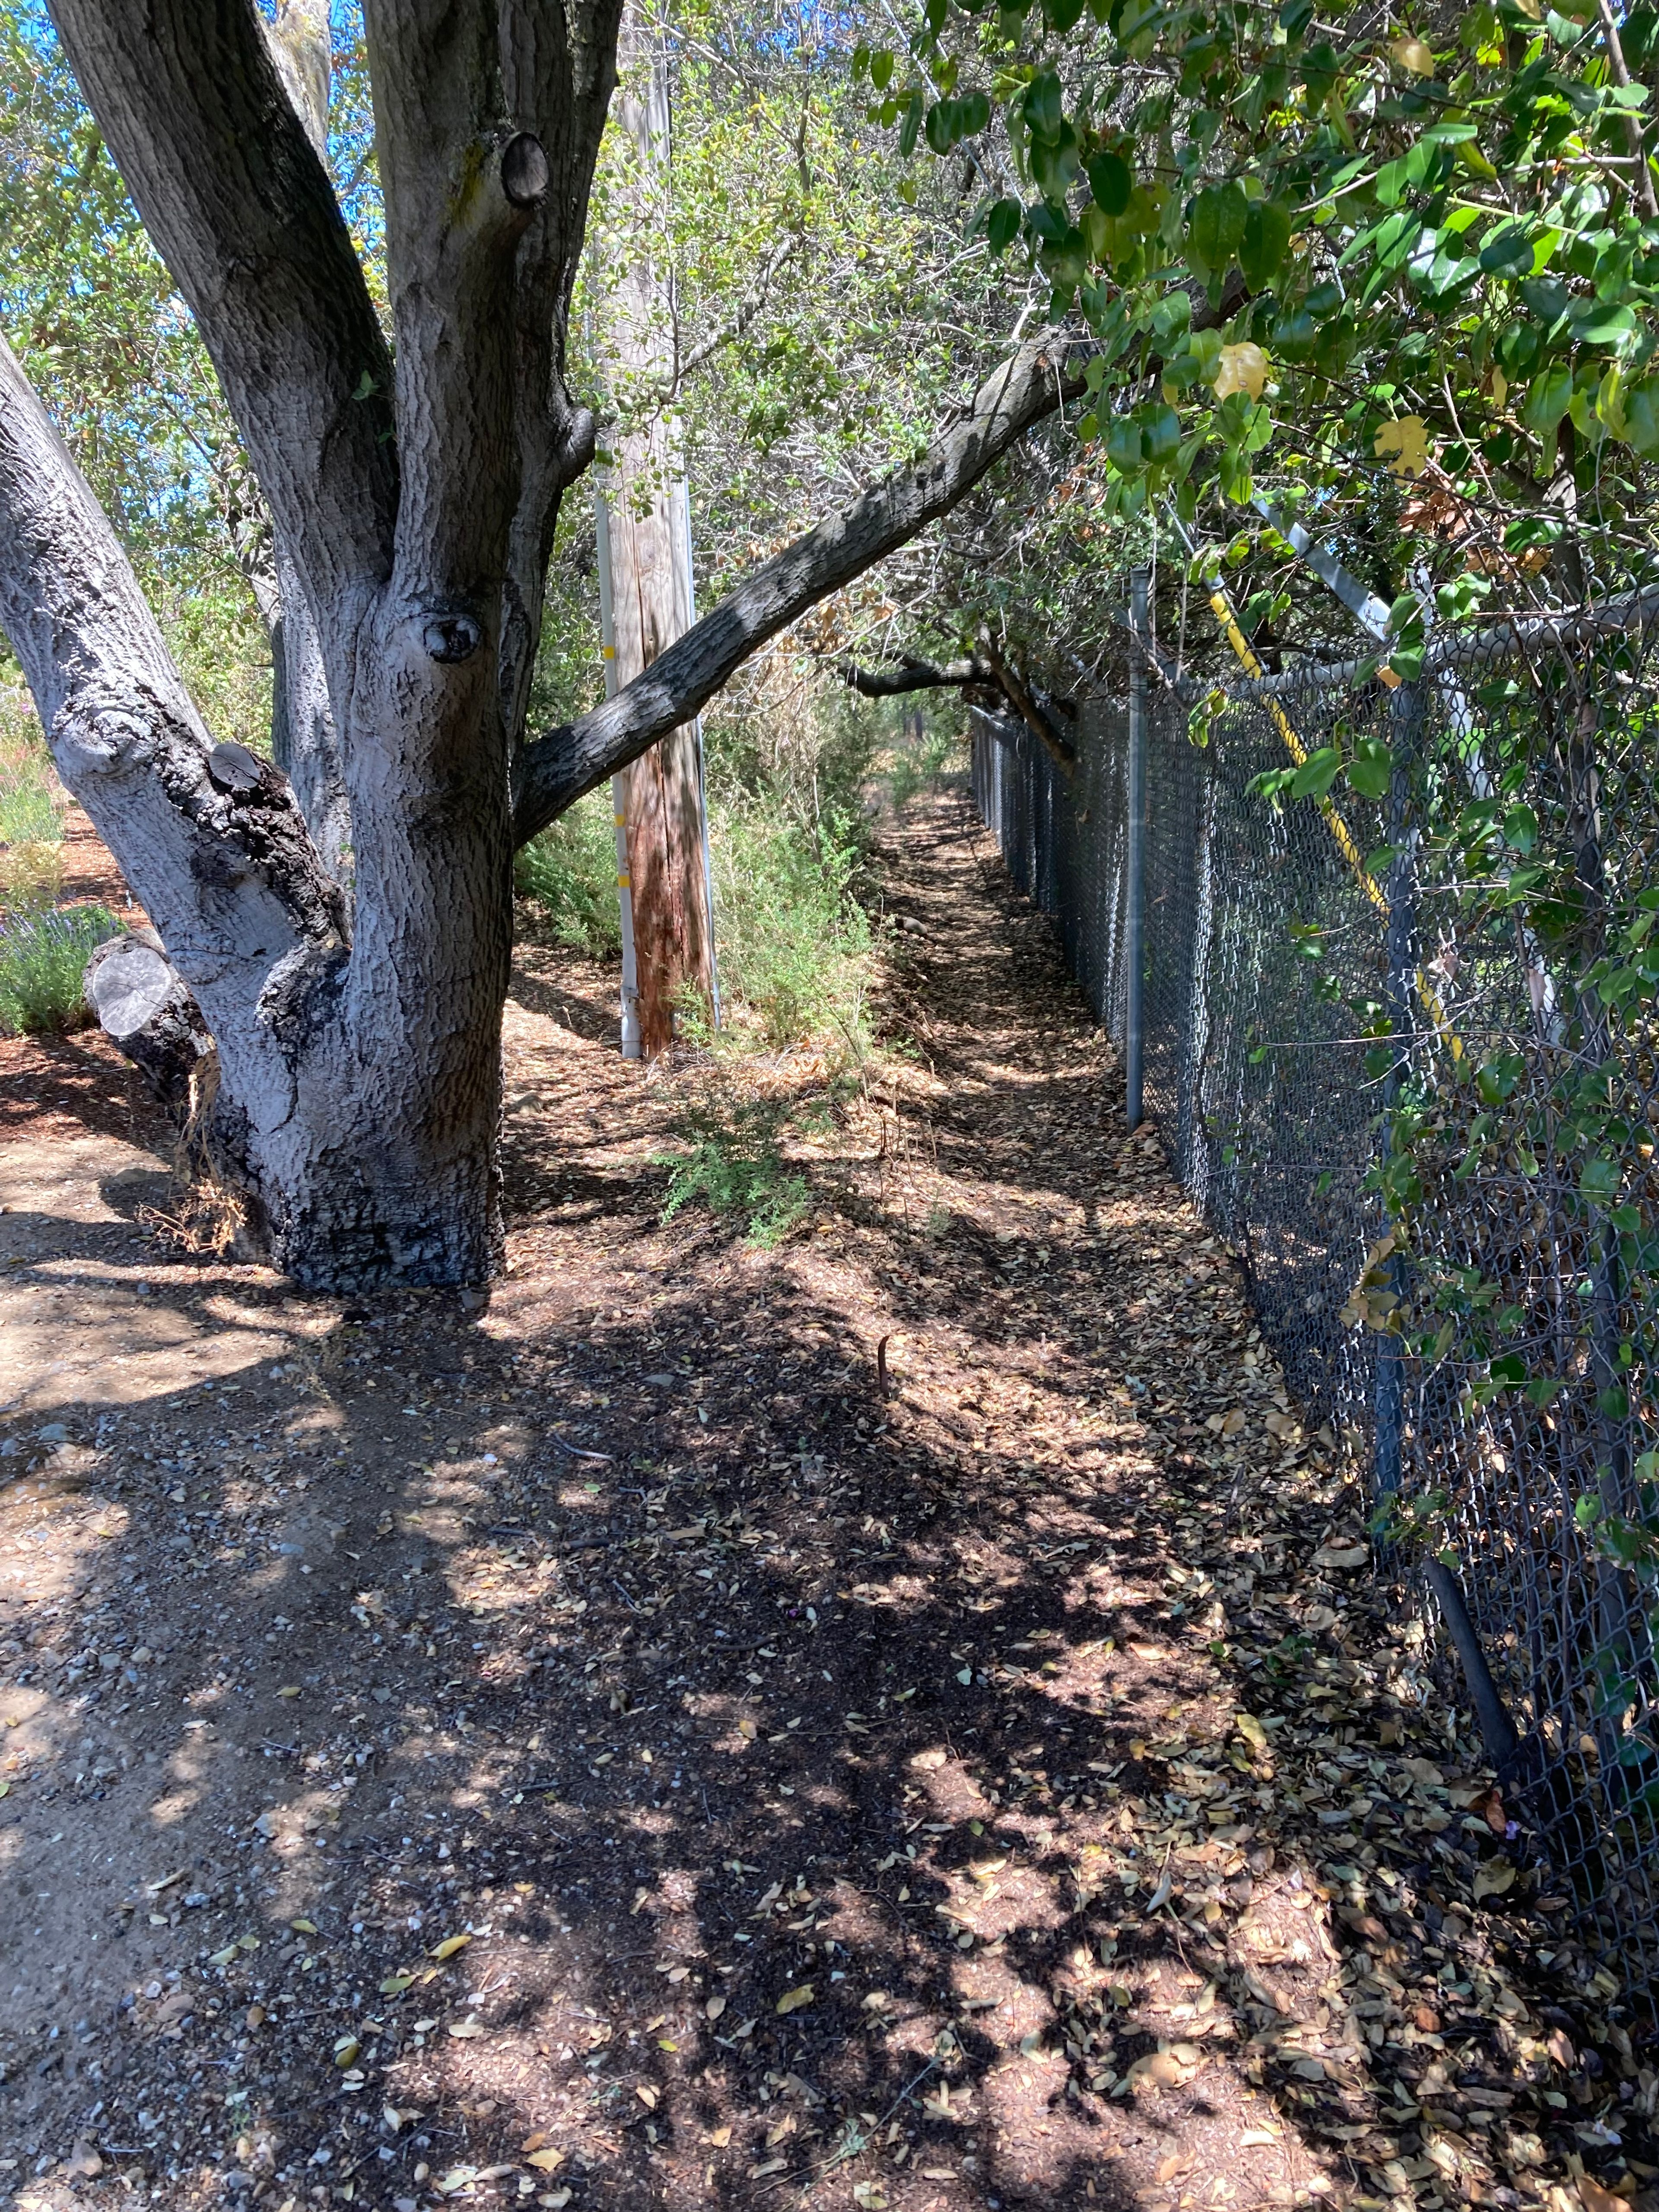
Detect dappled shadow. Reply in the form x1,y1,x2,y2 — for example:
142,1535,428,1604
0,787,1640,2211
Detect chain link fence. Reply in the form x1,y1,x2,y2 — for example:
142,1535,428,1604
971,601,1659,2015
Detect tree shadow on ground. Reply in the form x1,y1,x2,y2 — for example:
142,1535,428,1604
0,788,1636,2212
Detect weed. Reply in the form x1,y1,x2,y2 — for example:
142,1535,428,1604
710,801,873,1054
0,840,65,911
514,788,623,958
0,683,60,849
888,721,963,811
656,1097,810,1248
0,903,121,1035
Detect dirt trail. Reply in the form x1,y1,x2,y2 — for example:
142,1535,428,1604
0,786,1651,2212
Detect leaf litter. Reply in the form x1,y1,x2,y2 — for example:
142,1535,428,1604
0,790,1651,2210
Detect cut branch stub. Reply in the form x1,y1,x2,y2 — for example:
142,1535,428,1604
501,132,551,208
84,931,214,1116
206,740,267,795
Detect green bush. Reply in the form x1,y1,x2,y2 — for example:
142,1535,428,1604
0,682,62,848
0,903,121,1035
657,1096,810,1248
888,721,964,810
709,800,872,1053
513,788,623,958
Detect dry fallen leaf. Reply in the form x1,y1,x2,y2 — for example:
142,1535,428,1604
429,1933,471,1960
526,2149,564,2173
705,1993,727,2020
1578,2180,1627,2212
1312,1543,1367,1570
775,1984,814,2015
447,2015,486,2038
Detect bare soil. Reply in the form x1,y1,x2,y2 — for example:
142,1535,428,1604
0,785,1652,2212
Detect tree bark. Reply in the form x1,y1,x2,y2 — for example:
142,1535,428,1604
605,2,714,1060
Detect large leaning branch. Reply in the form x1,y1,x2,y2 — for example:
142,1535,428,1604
0,334,342,1033
841,653,992,698
512,332,1087,844
840,646,1077,775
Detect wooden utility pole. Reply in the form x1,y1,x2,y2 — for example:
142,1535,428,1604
605,1,717,1060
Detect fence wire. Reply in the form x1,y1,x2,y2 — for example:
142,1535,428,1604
972,614,1659,2018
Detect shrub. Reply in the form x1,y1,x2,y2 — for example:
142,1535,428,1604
657,1096,810,1248
513,787,623,958
0,903,122,1035
709,800,872,1054
0,681,63,838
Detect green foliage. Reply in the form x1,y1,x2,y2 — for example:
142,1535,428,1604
0,679,60,849
877,0,1659,618
887,715,965,808
655,1096,811,1246
709,796,874,1053
514,789,624,960
0,902,120,1035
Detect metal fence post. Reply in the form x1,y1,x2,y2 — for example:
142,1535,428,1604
1125,567,1149,1128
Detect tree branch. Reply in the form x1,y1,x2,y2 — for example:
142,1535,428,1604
840,654,992,697
499,0,622,744
0,334,343,1054
838,645,1075,772
363,0,543,607
513,332,1087,842
48,0,398,642
662,229,802,400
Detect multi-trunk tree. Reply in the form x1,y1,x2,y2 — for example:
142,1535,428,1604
0,0,1081,1290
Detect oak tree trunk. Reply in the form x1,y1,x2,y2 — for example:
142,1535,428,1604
0,0,1082,1290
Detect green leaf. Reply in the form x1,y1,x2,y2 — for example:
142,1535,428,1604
1290,745,1341,798
985,196,1022,253
1240,200,1293,289
1087,149,1133,216
1620,378,1659,454
1503,803,1538,851
1346,737,1393,799
870,48,895,91
1138,401,1180,463
899,89,924,159
1105,412,1145,473
1522,363,1574,437
1475,1053,1523,1104
1023,68,1063,140
1479,223,1534,276
1581,1153,1621,1201
1186,182,1249,276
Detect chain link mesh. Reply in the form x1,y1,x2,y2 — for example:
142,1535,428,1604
971,615,1659,2017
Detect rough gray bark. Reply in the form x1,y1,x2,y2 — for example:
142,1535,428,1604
4,0,1082,1290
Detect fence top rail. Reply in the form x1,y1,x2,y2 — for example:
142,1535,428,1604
1114,577,1659,707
